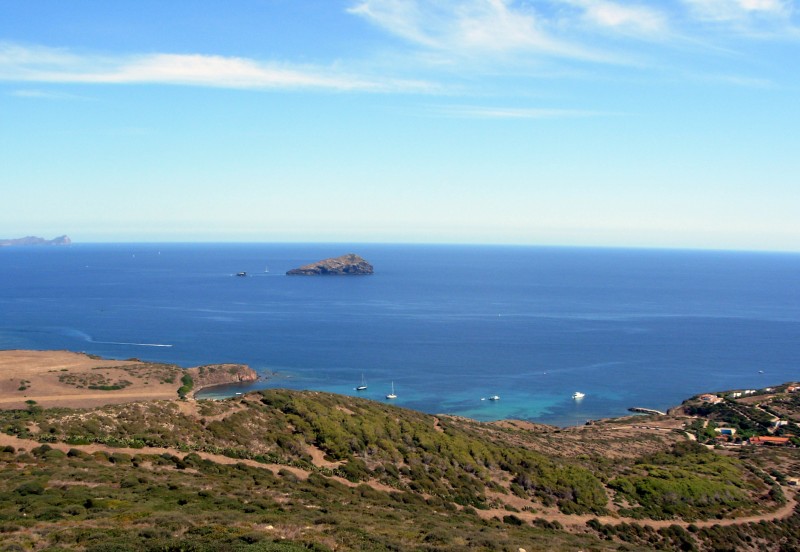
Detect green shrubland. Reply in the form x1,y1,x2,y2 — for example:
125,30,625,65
0,443,604,551
609,441,767,520
0,389,610,515
0,387,794,551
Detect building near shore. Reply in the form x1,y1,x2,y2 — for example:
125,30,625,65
699,393,723,404
748,436,790,446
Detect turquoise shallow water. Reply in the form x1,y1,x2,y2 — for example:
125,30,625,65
2,243,799,426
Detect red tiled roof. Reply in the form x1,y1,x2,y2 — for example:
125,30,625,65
749,436,790,445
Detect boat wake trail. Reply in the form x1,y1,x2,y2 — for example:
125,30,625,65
60,328,173,347
93,340,174,348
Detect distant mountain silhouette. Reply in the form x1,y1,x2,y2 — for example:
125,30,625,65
0,235,71,246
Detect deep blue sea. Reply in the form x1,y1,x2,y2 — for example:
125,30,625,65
1,243,798,426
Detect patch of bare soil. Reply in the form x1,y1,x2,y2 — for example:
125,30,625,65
0,350,182,409
484,416,687,460
303,443,345,469
478,487,798,530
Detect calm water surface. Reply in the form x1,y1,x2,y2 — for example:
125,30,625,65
1,243,798,426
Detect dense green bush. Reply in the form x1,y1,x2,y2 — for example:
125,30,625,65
177,373,194,399
609,442,765,520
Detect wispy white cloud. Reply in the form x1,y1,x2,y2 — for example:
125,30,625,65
436,104,612,119
0,43,80,66
693,71,776,87
561,0,669,35
681,0,800,37
10,88,89,100
683,0,792,21
0,43,434,92
348,0,800,66
348,0,603,61
1,1,795,97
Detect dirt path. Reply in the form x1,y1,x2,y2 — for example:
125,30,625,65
0,391,177,406
303,443,345,470
2,432,794,530
478,488,797,529
0,433,396,494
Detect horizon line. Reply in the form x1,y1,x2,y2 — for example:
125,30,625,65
7,239,799,255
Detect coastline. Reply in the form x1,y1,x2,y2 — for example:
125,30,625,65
3,243,797,428
2,349,797,441
0,350,797,551
184,362,259,399
0,350,258,410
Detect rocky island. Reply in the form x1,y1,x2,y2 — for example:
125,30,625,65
286,253,374,275
0,235,71,246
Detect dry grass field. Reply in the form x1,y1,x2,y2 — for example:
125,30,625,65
0,349,183,409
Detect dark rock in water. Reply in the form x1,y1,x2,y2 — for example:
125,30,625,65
286,253,374,275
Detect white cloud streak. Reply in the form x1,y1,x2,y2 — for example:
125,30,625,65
10,89,89,100
0,43,434,92
348,0,602,61
437,104,612,119
1,1,796,95
562,0,669,35
349,0,800,58
683,0,793,21
680,0,800,39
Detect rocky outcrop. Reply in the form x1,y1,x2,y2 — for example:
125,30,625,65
0,235,71,246
286,253,374,275
186,363,259,394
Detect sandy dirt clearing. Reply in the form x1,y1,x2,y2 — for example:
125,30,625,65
0,349,182,409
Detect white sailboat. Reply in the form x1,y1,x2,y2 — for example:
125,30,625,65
386,381,397,399
356,373,367,391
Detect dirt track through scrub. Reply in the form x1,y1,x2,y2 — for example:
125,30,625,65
0,432,395,493
0,432,794,530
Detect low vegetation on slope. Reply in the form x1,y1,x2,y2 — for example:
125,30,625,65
0,387,796,550
0,390,609,515
1,389,783,523
609,442,771,520
1,438,797,552
0,443,607,551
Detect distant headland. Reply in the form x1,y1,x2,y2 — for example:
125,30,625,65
286,253,374,275
0,350,259,410
0,235,71,247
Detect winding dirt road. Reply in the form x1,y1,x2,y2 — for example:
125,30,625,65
0,432,794,530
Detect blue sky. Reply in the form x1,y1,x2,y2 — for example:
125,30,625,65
1,0,798,250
